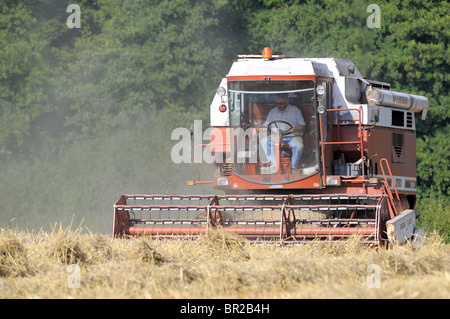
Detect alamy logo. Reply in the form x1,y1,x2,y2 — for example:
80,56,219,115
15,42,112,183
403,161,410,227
171,120,277,164
67,4,81,29
67,264,81,289
366,264,381,288
367,4,381,29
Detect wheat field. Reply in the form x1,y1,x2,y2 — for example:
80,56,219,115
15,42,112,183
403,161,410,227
0,225,449,299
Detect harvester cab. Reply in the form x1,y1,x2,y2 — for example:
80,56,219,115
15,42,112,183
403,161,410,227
114,48,428,245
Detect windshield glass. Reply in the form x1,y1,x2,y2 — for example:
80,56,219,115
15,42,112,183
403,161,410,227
228,80,319,185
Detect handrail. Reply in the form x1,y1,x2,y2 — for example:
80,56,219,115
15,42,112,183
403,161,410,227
319,106,365,184
380,180,398,218
379,158,403,214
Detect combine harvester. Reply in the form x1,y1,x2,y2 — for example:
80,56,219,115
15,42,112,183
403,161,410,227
114,48,427,245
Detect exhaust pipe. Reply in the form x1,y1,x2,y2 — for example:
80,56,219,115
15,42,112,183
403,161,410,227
365,88,428,120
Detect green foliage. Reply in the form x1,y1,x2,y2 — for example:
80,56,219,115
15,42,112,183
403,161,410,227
416,191,450,243
417,125,450,196
248,0,377,74
0,0,237,232
0,0,447,237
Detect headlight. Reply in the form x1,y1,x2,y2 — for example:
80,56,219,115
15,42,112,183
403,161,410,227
317,105,326,114
316,85,325,96
216,177,229,186
217,86,226,96
326,176,341,186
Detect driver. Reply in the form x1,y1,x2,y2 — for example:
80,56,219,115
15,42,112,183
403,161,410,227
261,94,306,174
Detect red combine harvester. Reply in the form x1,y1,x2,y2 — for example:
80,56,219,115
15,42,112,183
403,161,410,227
114,48,428,245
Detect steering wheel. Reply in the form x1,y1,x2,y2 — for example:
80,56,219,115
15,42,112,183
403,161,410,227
267,120,293,136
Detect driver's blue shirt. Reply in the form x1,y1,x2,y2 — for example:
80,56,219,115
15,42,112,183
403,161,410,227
263,104,306,137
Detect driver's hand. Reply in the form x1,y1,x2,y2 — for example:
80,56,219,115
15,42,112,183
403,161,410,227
288,127,295,133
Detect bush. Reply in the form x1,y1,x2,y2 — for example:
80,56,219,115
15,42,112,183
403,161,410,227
416,193,450,243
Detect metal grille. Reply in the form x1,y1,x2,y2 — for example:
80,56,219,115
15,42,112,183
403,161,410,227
114,194,384,244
